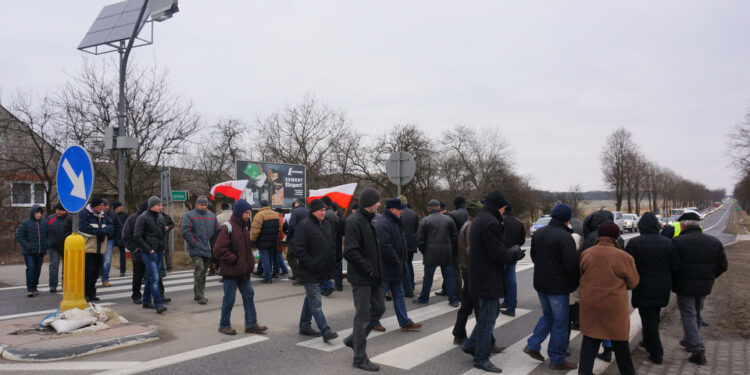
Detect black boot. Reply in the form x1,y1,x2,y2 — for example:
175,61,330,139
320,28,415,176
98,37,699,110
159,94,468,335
597,347,613,362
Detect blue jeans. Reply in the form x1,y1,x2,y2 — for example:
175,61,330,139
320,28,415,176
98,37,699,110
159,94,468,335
158,252,166,278
299,283,332,335
101,239,115,281
48,249,63,289
258,249,273,281
141,252,163,307
603,339,612,348
24,254,44,292
418,264,459,304
502,262,517,313
462,298,500,365
526,292,570,365
220,277,259,329
383,280,412,327
272,251,288,275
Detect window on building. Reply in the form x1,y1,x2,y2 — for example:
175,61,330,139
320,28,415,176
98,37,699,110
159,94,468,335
11,181,46,207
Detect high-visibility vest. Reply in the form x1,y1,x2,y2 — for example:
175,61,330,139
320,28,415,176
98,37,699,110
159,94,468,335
671,222,703,237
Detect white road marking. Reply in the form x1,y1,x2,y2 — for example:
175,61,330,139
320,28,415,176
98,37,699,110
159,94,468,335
704,205,731,232
0,361,141,372
372,308,531,369
0,303,115,321
94,336,269,375
297,301,458,352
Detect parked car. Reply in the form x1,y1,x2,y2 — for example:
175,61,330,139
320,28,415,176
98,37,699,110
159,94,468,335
656,215,668,228
622,214,639,232
610,211,625,232
529,215,551,237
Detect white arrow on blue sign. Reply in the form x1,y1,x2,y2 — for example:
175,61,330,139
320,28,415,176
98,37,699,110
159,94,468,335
56,145,94,213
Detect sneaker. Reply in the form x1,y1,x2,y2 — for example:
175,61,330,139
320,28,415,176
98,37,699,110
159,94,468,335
549,361,577,370
245,325,268,334
162,297,172,303
434,290,447,296
49,287,57,293
132,297,142,304
688,352,707,365
156,306,167,314
523,347,545,361
102,281,112,287
404,292,414,298
197,297,208,305
27,291,34,298
500,301,507,309
400,322,422,332
33,290,40,296
597,348,613,362
323,331,338,343
372,324,386,332
219,327,237,335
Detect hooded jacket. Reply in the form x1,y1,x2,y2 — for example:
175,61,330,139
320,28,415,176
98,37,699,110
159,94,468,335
47,212,72,252
294,211,336,283
625,212,681,308
344,208,383,286
530,217,579,294
417,210,458,267
181,207,219,258
213,201,255,279
582,210,624,250
671,223,728,295
374,210,408,281
16,205,49,256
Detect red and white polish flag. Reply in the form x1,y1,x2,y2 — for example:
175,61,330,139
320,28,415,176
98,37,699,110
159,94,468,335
210,180,250,201
308,183,357,210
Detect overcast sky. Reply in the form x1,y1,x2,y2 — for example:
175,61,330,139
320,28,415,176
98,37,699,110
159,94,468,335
2,1,749,192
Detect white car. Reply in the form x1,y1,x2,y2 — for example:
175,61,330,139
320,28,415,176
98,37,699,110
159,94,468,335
622,214,639,232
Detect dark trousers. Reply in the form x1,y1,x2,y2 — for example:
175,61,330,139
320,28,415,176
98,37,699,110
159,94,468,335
579,336,635,375
84,253,102,299
347,285,386,365
286,244,299,277
23,254,44,292
639,306,663,359
132,260,145,299
118,246,127,275
453,272,495,343
403,252,415,296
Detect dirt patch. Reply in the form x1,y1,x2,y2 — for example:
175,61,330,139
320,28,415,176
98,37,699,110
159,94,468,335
724,208,750,235
712,240,750,338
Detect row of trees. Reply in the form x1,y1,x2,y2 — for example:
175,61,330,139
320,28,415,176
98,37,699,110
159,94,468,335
600,128,724,215
729,111,750,208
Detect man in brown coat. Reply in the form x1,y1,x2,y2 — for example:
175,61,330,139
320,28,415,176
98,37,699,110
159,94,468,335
579,221,639,375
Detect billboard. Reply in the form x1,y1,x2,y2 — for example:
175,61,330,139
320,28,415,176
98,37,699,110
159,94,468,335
235,160,306,209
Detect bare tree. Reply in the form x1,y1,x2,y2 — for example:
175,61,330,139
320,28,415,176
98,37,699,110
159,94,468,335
188,118,249,193
0,93,65,212
566,184,585,218
727,111,750,173
254,95,350,189
600,127,637,211
56,59,199,210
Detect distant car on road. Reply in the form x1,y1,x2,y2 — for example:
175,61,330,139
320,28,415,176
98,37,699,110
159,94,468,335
622,214,639,232
529,215,551,237
610,211,625,232
656,215,668,228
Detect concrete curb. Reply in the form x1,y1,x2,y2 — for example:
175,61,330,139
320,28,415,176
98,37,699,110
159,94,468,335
1,328,159,362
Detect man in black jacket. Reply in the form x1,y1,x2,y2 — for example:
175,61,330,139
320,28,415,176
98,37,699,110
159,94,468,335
134,196,167,314
461,190,523,373
501,204,526,317
440,196,468,299
123,200,148,304
415,199,459,306
375,198,422,332
523,203,578,371
113,202,129,277
397,195,419,298
47,203,71,293
625,212,680,364
101,200,121,287
671,211,728,365
294,199,338,343
343,188,384,372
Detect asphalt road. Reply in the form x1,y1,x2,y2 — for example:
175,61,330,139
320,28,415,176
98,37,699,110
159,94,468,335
0,202,736,375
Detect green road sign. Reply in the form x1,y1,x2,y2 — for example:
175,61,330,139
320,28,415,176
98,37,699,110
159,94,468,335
171,190,188,202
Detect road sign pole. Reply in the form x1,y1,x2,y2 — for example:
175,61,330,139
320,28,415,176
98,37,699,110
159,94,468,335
397,151,402,196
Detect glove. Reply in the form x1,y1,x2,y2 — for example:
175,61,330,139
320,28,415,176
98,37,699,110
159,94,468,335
506,245,524,262
515,249,527,261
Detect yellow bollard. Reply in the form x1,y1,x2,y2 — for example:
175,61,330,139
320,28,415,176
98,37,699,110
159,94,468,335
59,233,87,312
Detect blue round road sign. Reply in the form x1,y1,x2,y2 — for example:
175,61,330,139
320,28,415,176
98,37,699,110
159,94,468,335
56,145,94,213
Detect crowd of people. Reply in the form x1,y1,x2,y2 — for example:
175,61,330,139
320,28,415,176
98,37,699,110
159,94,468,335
15,187,728,373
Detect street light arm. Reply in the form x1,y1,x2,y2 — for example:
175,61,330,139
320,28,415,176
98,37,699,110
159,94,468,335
123,0,150,64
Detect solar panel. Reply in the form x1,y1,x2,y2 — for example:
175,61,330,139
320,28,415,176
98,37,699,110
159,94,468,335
78,0,151,52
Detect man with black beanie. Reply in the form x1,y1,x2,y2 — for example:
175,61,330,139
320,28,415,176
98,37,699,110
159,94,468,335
343,187,385,372
112,202,129,277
